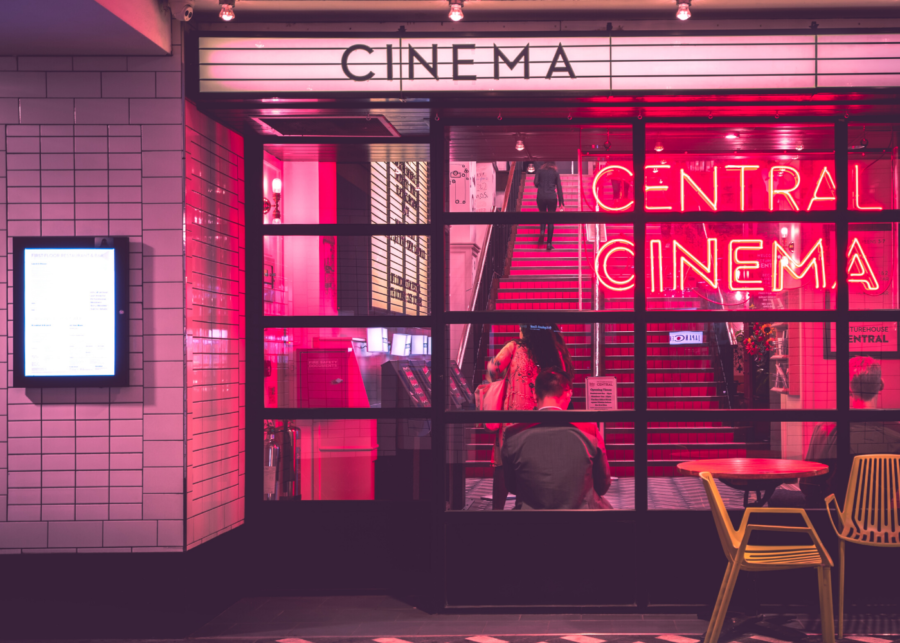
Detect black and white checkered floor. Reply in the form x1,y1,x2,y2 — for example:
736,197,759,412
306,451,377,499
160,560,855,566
462,477,798,511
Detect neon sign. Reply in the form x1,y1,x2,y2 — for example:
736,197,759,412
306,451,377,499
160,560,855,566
595,236,882,294
593,163,884,212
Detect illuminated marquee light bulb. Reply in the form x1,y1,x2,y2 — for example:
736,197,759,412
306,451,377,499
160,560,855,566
645,165,672,210
673,238,718,290
219,1,235,21
724,165,759,212
593,165,635,212
734,291,744,301
772,238,827,291
769,166,801,212
594,239,636,291
728,239,764,291
806,166,837,211
680,167,718,212
847,237,881,291
448,0,464,21
780,226,789,238
676,0,691,20
853,164,884,211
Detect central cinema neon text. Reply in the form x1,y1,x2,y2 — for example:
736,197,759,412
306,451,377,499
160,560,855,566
593,164,883,212
594,237,880,293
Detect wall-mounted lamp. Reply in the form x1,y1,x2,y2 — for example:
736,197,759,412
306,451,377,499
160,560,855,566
271,178,282,224
780,226,794,253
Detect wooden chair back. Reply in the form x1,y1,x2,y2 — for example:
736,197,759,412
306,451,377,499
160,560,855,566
699,472,740,558
842,454,900,546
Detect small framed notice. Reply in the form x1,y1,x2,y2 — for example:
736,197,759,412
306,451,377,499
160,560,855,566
585,376,617,411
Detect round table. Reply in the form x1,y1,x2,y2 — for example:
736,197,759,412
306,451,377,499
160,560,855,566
677,458,829,507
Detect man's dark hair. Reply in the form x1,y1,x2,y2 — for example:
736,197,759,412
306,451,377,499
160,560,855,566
850,356,883,401
535,368,572,401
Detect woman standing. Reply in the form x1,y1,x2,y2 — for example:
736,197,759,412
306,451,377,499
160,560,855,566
485,324,574,509
534,162,566,251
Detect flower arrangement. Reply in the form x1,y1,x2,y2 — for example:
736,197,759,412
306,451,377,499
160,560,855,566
736,322,777,365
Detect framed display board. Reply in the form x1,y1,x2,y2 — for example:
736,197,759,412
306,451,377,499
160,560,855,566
13,237,131,388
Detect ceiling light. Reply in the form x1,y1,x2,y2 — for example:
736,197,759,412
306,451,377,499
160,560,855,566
676,0,691,20
654,142,664,152
515,139,525,152
795,143,804,151
448,0,464,21
725,133,740,140
219,1,235,21
525,162,535,174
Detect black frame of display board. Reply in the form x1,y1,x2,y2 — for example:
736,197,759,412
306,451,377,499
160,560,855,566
12,236,131,389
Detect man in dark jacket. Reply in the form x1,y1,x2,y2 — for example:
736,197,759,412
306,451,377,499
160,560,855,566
534,162,565,251
501,369,611,510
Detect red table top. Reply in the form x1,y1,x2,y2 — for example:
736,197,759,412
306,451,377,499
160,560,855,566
677,458,828,480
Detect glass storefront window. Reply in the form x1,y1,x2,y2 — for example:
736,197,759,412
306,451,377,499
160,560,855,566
645,124,835,212
447,125,633,213
644,222,837,311
448,423,634,511
263,418,432,502
264,235,430,317
448,224,633,312
848,124,898,212
264,327,432,409
646,322,834,410
848,222,899,311
263,146,429,224
449,323,612,412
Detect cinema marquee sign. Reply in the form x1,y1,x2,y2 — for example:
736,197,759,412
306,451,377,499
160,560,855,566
198,34,900,93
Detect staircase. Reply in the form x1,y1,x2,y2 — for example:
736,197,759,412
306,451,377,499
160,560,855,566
465,174,760,479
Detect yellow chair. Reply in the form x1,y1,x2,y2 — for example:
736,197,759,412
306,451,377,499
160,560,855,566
825,454,900,639
698,471,835,643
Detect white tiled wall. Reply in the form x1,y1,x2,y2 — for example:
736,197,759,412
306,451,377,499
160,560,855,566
184,102,245,548
0,21,245,553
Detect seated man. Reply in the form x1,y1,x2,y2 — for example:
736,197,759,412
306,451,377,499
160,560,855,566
501,369,612,510
801,356,900,504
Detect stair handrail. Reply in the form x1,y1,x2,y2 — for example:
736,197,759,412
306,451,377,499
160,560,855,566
456,162,522,368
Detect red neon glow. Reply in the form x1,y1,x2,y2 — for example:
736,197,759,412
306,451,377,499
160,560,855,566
728,239,764,291
649,239,663,293
645,165,673,211
724,165,759,211
593,165,635,212
847,237,881,291
772,239,827,291
769,166,801,212
594,239,635,291
680,167,718,211
673,238,718,290
853,165,884,211
805,166,837,211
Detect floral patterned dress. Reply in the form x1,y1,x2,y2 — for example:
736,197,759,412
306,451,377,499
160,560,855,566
490,343,540,465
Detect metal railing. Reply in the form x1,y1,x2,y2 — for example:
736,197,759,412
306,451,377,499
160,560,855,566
456,162,522,376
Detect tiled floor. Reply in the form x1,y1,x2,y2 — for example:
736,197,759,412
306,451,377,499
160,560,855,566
187,596,900,640
463,477,764,511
